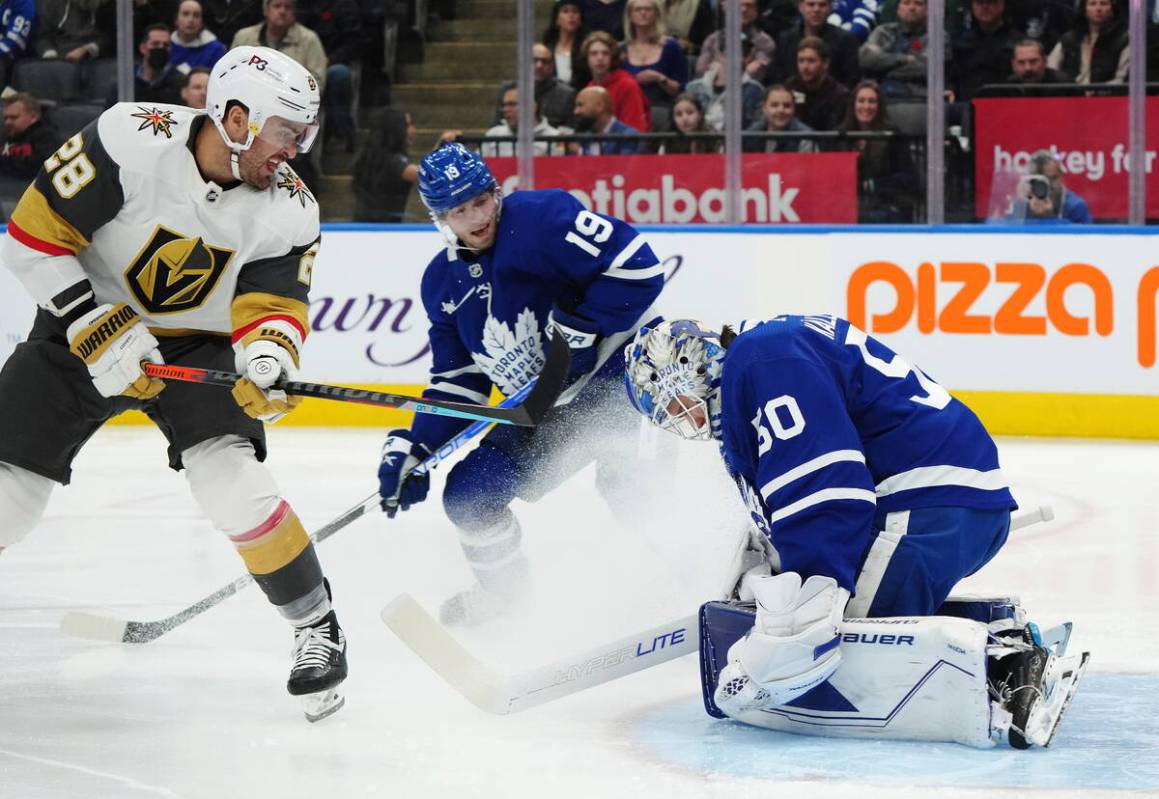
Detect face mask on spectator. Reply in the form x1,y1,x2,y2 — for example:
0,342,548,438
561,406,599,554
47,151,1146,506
147,48,170,69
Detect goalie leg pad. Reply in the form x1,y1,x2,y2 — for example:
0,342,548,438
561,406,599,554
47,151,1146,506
0,462,54,547
701,602,996,748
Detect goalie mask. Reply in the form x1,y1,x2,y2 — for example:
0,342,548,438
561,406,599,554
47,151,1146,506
418,142,503,250
207,46,321,180
624,320,725,441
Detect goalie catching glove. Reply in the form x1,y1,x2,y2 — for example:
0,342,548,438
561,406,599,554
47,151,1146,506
714,571,848,715
231,338,302,423
66,302,165,400
377,430,431,517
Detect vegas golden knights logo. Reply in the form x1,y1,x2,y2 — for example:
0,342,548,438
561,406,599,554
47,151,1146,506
125,226,234,314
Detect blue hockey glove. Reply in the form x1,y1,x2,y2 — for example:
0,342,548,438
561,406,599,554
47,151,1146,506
378,430,432,517
550,306,599,389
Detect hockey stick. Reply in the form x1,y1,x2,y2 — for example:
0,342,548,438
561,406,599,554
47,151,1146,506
142,328,570,428
380,505,1056,715
57,384,541,644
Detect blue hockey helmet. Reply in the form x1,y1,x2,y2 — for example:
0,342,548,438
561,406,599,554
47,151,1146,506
623,320,725,441
417,142,498,215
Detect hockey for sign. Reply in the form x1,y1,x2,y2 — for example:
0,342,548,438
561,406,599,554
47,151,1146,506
382,505,1056,715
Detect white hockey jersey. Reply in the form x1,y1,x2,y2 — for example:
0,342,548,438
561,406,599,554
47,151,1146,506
3,102,319,351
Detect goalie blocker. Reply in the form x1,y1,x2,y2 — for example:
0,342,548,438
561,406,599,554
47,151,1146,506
699,596,1089,749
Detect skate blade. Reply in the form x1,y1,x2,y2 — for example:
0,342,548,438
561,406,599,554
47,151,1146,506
301,688,345,723
1028,651,1090,747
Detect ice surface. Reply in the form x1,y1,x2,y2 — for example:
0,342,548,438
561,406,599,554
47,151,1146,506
0,426,1156,798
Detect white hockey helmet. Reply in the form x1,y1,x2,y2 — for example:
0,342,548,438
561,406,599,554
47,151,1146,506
206,46,321,157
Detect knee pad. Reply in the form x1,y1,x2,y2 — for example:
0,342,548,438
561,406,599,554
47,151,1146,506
443,444,519,531
183,435,281,535
0,462,54,547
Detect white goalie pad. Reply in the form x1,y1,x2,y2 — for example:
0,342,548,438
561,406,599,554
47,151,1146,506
720,614,996,748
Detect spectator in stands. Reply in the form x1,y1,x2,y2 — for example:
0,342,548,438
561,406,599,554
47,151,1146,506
696,0,776,82
36,0,109,62
493,43,577,129
231,0,326,91
838,79,916,221
662,0,713,54
170,0,227,72
179,64,209,106
543,0,591,89
202,0,262,53
1003,148,1093,223
0,0,33,92
1007,38,1068,83
774,0,861,87
759,0,806,40
859,0,942,99
685,31,765,130
744,83,818,152
353,107,417,223
785,36,849,130
571,84,642,153
0,93,60,180
296,0,362,148
583,0,627,39
108,23,185,106
830,0,881,42
482,87,563,157
622,0,687,113
583,30,651,130
659,91,720,152
950,0,1021,100
1047,0,1127,84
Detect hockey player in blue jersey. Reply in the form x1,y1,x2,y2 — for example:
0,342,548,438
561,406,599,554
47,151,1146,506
376,142,664,626
623,316,1088,749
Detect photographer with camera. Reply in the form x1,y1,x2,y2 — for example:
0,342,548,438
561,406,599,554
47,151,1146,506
1003,149,1093,224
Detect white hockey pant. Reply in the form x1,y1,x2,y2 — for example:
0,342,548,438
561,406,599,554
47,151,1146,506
0,462,55,549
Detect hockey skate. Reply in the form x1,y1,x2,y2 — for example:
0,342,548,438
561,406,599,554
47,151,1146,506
439,555,529,627
989,622,1089,748
287,609,348,722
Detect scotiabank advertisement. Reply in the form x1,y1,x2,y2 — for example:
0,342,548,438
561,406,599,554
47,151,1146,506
486,153,859,224
973,97,1159,221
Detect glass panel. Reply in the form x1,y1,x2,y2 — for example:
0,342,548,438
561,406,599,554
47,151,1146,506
964,0,1128,224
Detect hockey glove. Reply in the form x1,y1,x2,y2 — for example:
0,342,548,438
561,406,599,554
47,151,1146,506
230,339,303,423
378,429,432,517
714,572,847,716
549,306,599,392
66,302,165,400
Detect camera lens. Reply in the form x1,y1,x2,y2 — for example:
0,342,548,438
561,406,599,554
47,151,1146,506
1029,177,1049,199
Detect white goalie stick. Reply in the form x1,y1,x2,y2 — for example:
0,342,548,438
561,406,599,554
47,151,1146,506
382,504,1056,715
58,381,550,644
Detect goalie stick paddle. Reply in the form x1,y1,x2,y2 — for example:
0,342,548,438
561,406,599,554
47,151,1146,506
141,328,571,428
381,505,1056,715
57,382,546,644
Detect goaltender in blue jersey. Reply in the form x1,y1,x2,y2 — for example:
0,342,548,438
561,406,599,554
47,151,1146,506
377,143,664,626
624,315,1088,750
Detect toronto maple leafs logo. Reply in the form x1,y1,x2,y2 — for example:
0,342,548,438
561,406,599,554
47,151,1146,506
131,107,177,138
471,308,545,396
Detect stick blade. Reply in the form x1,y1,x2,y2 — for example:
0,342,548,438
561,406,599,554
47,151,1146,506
59,611,130,643
380,593,512,715
515,328,572,425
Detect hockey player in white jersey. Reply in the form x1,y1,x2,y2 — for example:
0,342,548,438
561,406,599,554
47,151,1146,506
624,316,1088,749
376,143,664,626
0,47,347,722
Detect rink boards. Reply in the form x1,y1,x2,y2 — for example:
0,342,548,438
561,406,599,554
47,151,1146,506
1,224,1156,438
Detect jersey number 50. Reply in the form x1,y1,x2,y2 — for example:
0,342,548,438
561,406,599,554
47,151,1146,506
44,133,96,200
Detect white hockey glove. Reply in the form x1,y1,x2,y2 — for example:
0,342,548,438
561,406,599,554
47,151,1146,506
549,306,599,396
230,339,302,423
714,572,848,716
66,302,165,400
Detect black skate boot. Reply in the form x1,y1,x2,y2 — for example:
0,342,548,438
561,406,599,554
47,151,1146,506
989,624,1089,749
287,608,348,722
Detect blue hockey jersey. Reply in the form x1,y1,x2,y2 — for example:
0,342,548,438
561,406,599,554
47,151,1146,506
411,189,663,452
718,314,1016,592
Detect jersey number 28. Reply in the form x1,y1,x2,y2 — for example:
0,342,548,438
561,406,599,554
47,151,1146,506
44,133,96,200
